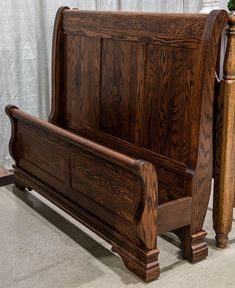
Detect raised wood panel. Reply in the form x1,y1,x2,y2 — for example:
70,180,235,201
144,45,196,163
65,122,187,200
65,34,101,129
63,36,199,164
15,115,145,227
70,149,142,223
9,107,159,250
20,129,65,182
100,39,146,144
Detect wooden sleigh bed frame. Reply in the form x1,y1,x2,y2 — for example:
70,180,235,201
6,8,227,281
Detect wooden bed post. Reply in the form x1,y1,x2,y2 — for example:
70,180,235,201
213,11,235,248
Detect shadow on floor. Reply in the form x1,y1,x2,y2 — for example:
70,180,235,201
206,237,235,249
8,186,141,285
7,185,192,284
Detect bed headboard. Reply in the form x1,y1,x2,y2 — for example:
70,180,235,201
49,7,227,168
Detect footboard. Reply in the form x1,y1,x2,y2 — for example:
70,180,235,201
6,105,159,281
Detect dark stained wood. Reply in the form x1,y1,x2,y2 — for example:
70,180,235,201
158,197,192,234
6,8,227,281
62,123,188,201
7,105,160,281
62,11,208,40
48,6,69,125
213,12,235,248
179,10,228,261
100,39,146,144
65,35,101,129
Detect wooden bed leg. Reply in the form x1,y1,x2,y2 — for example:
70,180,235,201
183,230,208,263
111,161,159,282
213,12,235,249
112,246,160,282
175,227,208,263
215,233,230,249
112,161,159,282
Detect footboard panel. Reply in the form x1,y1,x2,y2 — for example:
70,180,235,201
19,125,142,224
6,105,159,281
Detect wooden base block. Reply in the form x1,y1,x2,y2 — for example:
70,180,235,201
189,231,208,263
112,246,160,282
174,228,208,263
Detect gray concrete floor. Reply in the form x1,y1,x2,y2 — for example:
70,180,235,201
0,184,234,288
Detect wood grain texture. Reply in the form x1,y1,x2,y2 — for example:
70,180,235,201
6,8,228,281
65,34,101,129
179,10,228,261
144,44,196,162
100,39,146,144
213,12,235,248
49,6,69,125
7,105,160,281
62,11,207,37
64,123,187,202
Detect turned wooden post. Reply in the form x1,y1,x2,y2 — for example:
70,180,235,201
213,11,235,248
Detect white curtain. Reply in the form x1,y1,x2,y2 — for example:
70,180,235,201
0,0,202,169
220,0,228,9
79,0,202,12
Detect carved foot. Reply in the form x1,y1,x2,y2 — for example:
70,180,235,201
174,228,208,263
188,231,208,263
112,245,160,282
215,233,229,248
